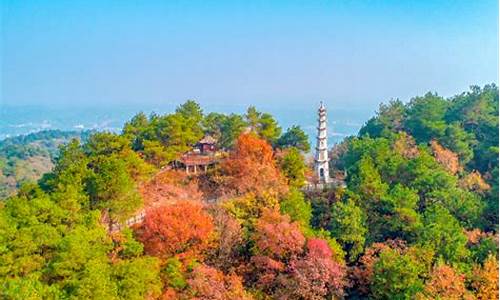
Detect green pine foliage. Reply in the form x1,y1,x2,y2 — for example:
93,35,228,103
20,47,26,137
0,86,498,299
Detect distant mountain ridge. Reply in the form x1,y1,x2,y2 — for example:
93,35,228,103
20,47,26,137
0,129,92,198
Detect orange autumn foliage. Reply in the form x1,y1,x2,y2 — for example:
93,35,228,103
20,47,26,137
162,264,252,300
430,140,461,175
393,132,419,159
472,255,499,300
161,288,178,300
185,264,252,300
459,171,491,195
464,229,498,249
420,264,466,300
465,228,484,245
218,133,287,197
137,201,214,259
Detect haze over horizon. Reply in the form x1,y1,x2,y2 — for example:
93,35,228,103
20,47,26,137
1,0,498,109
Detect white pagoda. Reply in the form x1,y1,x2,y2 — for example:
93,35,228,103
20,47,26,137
314,102,331,183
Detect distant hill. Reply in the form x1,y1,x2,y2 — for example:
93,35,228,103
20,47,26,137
0,130,91,198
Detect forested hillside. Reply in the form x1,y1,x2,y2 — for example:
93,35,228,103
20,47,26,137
0,130,91,198
0,85,498,299
332,84,499,298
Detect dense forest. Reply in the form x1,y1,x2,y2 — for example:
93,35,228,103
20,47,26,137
0,130,91,198
1,85,498,299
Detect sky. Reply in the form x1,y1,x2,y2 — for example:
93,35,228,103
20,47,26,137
1,0,498,110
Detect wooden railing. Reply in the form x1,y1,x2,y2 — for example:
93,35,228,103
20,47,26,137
109,210,146,232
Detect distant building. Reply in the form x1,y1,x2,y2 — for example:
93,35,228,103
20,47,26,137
314,102,331,183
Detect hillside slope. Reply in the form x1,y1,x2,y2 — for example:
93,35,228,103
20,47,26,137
0,87,498,299
0,130,91,197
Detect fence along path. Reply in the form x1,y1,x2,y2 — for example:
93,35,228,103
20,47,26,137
109,179,346,233
108,195,227,233
109,210,146,233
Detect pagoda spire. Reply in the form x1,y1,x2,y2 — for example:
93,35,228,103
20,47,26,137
314,101,330,183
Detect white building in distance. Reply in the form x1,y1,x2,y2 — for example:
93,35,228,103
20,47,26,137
314,102,331,183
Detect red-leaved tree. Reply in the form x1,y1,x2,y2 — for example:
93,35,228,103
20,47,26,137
218,133,287,197
246,207,305,293
252,207,305,260
281,239,347,300
137,201,214,259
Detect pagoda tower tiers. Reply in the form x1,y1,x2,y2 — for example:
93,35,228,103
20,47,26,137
314,102,331,183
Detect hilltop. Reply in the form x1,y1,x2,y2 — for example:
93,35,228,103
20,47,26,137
0,84,498,299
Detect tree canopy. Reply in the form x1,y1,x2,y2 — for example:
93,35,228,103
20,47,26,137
1,86,498,299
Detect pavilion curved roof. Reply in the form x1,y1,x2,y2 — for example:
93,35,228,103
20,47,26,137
198,135,217,144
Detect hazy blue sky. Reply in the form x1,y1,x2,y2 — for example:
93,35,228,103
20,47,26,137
1,0,498,109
